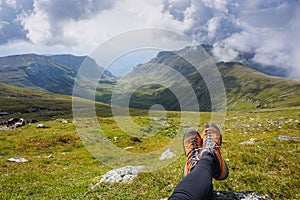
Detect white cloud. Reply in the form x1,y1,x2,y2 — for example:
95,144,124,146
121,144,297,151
18,0,190,54
0,0,299,77
20,1,52,44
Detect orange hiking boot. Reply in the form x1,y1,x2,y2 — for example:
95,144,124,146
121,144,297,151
201,122,228,180
182,128,202,177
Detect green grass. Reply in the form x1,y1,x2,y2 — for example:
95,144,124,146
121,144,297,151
1,107,299,199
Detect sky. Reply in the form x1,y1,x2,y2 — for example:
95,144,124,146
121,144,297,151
0,0,300,77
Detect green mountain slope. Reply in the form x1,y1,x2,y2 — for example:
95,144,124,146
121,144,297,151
0,83,113,120
0,54,114,95
1,48,299,112
218,62,300,110
118,46,300,111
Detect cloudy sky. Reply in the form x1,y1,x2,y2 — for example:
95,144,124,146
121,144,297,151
0,0,299,77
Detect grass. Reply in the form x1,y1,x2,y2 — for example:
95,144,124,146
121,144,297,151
0,107,299,199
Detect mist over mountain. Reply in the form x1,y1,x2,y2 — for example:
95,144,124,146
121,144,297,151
201,44,290,77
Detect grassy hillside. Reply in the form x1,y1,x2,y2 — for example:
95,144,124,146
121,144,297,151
118,59,300,111
0,81,299,199
217,62,300,110
0,83,115,121
0,107,299,199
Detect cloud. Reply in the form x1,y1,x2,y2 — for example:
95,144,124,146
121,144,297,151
208,0,300,77
0,0,299,78
17,0,190,54
0,0,33,44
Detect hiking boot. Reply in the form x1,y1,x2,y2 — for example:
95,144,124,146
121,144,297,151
182,128,202,177
201,122,228,180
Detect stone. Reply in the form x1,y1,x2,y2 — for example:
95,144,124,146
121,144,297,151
91,166,146,189
161,191,269,200
159,148,176,160
36,124,49,128
124,146,134,150
46,154,54,158
277,135,300,141
100,166,145,183
7,157,28,163
240,138,256,145
61,119,68,124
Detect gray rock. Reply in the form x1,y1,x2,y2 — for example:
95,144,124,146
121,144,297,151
124,146,134,150
100,166,145,183
91,166,146,189
7,157,28,163
240,138,256,145
277,135,300,141
159,148,176,160
215,191,269,200
161,191,269,200
36,124,49,128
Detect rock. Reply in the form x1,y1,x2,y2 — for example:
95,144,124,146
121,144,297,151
240,138,257,145
161,191,269,200
257,123,262,127
7,157,28,163
277,135,300,141
46,154,54,158
61,119,68,124
2,118,28,129
0,126,10,130
91,166,146,189
215,191,269,200
36,124,49,128
100,166,145,183
124,146,134,150
267,120,280,125
159,148,176,160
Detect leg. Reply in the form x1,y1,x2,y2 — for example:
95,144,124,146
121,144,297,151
169,155,216,200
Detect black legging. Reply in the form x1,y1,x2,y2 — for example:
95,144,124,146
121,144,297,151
168,156,216,200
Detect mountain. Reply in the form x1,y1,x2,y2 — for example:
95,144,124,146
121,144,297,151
0,54,114,95
0,48,299,112
115,46,300,111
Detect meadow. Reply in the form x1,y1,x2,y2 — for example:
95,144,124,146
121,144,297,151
0,106,299,199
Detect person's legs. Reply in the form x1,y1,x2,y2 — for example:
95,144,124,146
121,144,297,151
168,155,216,200
168,123,228,200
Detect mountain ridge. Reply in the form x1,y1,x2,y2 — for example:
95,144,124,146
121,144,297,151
0,53,114,95
0,48,299,111
120,46,300,111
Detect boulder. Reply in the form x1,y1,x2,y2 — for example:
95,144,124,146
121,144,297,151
215,191,269,200
277,135,300,141
100,166,145,183
36,124,49,128
91,166,146,189
161,191,269,200
239,138,257,145
7,157,28,163
159,148,176,160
